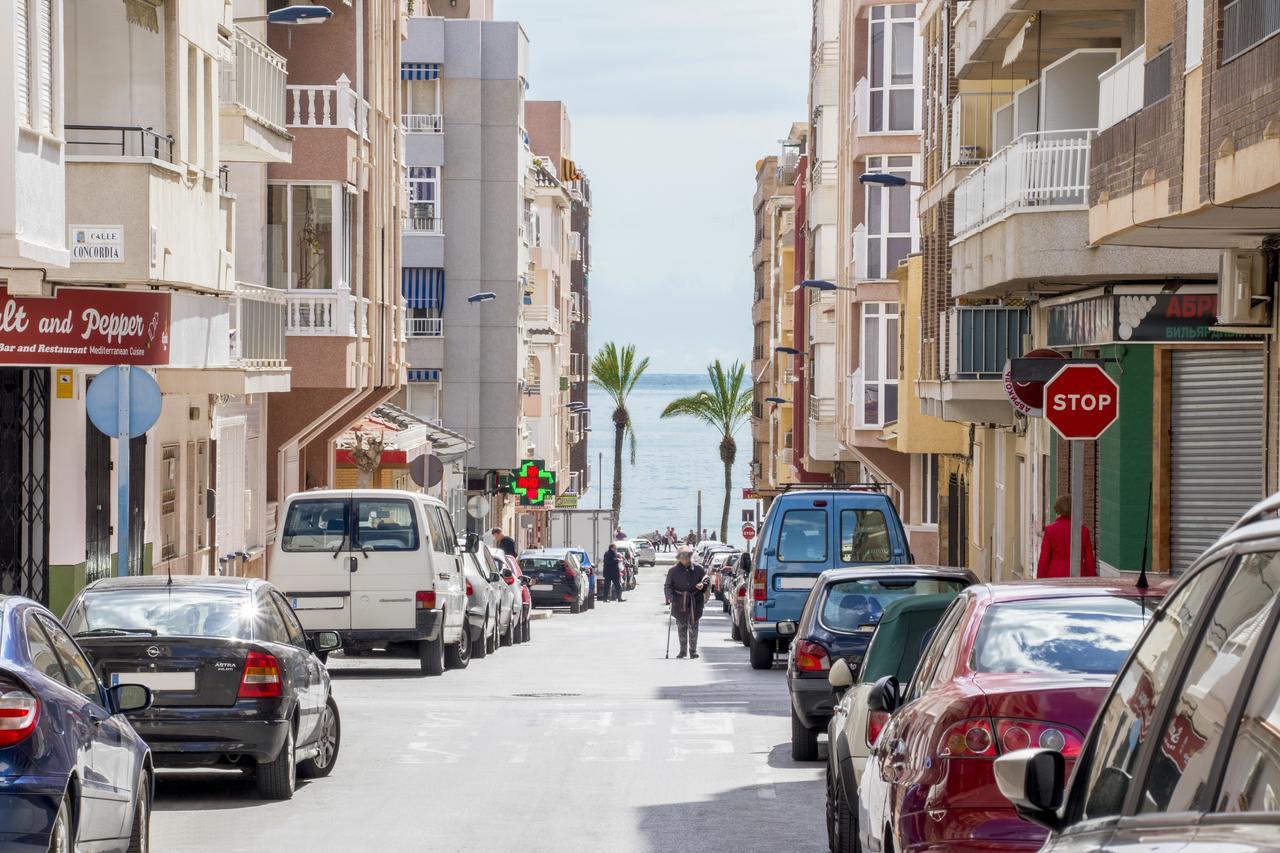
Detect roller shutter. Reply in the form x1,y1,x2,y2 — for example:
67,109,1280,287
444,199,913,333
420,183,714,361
1170,349,1265,573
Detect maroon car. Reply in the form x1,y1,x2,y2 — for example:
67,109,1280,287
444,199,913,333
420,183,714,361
858,578,1168,853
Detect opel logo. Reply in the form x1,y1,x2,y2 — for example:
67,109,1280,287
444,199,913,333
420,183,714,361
146,646,162,658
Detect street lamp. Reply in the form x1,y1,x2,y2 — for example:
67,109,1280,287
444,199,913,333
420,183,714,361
764,396,787,404
467,292,497,304
236,5,335,24
774,346,803,357
800,278,857,294
859,172,925,189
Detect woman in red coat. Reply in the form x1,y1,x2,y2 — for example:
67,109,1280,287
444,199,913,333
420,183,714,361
1037,494,1097,578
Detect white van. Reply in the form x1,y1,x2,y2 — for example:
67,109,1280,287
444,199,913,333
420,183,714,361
269,489,470,676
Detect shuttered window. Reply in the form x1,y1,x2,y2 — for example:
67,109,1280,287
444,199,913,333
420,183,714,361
38,0,53,130
15,0,30,125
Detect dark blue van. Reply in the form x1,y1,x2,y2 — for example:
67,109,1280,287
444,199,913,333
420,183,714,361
746,487,911,669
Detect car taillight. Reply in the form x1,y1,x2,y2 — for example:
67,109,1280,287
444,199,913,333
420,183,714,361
563,561,576,578
737,585,746,598
938,718,997,758
793,640,830,672
0,682,39,748
752,567,766,601
995,719,1084,758
238,651,282,699
416,591,436,609
866,710,889,747
466,581,474,596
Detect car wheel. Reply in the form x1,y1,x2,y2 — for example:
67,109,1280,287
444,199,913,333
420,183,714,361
256,723,297,800
48,793,73,853
730,617,741,642
125,770,150,853
739,616,751,647
749,637,774,670
791,707,820,761
521,615,531,643
500,614,515,647
491,617,502,652
472,617,489,659
445,621,471,670
570,597,581,614
418,635,445,676
834,773,859,853
298,698,341,779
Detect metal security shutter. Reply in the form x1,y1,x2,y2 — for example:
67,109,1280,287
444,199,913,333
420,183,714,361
1170,349,1265,572
16,0,29,125
37,0,52,130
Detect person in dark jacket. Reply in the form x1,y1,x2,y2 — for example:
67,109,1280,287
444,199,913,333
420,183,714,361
491,527,518,559
601,544,624,602
664,548,708,658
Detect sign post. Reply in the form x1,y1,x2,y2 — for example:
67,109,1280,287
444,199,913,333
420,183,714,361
1043,364,1120,577
86,365,162,577
741,522,756,542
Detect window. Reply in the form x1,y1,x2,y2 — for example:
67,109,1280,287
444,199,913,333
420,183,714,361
271,593,309,649
973,597,1155,676
405,167,440,231
267,184,343,290
16,0,30,126
1076,558,1229,821
863,156,916,279
906,597,966,701
25,613,64,683
777,509,828,563
281,499,348,552
1217,609,1280,812
67,588,253,641
867,5,917,132
253,590,291,645
819,577,968,633
1137,549,1280,814
858,302,900,427
424,505,453,554
1222,0,1280,63
39,616,102,702
401,77,442,128
921,455,939,526
840,509,892,563
160,444,179,560
353,499,420,552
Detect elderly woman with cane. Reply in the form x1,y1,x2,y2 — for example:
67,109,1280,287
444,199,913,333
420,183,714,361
664,547,708,659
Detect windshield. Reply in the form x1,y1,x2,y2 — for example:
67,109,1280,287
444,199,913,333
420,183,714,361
973,596,1156,675
521,558,568,572
819,577,969,632
67,588,254,640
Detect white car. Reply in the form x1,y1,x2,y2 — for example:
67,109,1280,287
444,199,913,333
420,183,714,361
628,539,656,567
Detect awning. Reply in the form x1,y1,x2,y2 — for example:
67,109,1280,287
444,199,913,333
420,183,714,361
401,63,441,81
407,368,442,383
402,268,444,313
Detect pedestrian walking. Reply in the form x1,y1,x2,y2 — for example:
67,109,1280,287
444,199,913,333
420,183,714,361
1036,494,1097,578
490,527,518,559
601,543,624,602
664,547,708,659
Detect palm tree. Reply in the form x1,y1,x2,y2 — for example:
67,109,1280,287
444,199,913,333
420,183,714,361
590,342,650,521
661,360,752,541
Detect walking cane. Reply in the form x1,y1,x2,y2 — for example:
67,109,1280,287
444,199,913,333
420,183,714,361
665,604,673,659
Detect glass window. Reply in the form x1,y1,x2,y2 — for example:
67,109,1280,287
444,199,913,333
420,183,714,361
281,499,348,552
867,6,917,132
424,506,452,555
1217,614,1280,813
974,596,1156,675
292,185,334,289
254,591,292,645
859,302,900,427
25,613,65,683
906,597,967,700
820,577,969,633
840,509,891,563
38,616,102,702
67,588,253,641
863,157,917,281
1138,550,1280,814
352,499,420,552
406,167,440,231
271,592,309,649
777,509,828,563
1077,559,1229,821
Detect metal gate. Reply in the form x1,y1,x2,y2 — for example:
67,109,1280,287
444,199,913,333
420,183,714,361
86,422,112,582
1170,349,1265,572
0,368,50,602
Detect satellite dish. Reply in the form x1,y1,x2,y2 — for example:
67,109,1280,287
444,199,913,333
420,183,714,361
466,495,491,519
409,454,445,488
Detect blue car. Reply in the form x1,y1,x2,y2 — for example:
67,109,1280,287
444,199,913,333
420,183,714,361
0,595,154,852
746,486,911,669
542,547,598,609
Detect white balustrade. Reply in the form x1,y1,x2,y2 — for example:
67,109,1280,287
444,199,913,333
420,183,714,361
403,113,443,133
286,76,371,136
284,289,356,336
405,317,444,337
1097,47,1146,131
522,305,560,329
222,28,288,130
230,283,287,368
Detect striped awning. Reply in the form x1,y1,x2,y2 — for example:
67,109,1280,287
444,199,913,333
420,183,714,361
401,63,441,81
402,267,444,313
408,369,442,383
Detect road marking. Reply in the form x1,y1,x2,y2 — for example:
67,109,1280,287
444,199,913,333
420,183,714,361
753,736,777,799
403,743,461,763
666,739,734,761
582,740,643,762
671,711,734,735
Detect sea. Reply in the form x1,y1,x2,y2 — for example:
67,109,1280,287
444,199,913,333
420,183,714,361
585,373,754,548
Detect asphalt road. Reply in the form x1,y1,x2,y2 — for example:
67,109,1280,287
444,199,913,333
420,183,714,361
151,558,825,853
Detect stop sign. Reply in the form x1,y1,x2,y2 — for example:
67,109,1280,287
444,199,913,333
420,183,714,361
741,523,756,541
1044,364,1119,440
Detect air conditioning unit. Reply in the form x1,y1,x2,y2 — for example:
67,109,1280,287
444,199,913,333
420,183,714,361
1218,248,1271,327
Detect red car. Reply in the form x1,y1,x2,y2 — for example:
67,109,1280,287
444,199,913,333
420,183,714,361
857,578,1167,853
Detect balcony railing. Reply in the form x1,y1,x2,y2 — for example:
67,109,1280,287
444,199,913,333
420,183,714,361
405,317,443,337
523,305,560,329
943,306,1030,380
809,395,836,423
946,92,1014,169
1223,0,1280,62
230,283,287,369
221,28,288,131
65,125,174,162
952,130,1095,239
810,158,837,186
284,289,356,336
286,78,369,137
403,113,443,134
1097,47,1145,131
403,207,443,234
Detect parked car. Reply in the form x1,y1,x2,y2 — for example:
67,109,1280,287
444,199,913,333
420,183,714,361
858,578,1167,853
708,550,740,603
0,595,154,851
460,546,502,658
728,559,753,646
269,489,471,676
481,546,523,646
825,592,964,853
779,566,975,760
629,538,656,567
65,576,345,801
615,542,640,588
520,549,589,613
995,495,1280,852
542,547,597,610
747,486,912,670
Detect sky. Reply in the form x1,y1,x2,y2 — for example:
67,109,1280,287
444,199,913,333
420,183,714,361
497,0,810,373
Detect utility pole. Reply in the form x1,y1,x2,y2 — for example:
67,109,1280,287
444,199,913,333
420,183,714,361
598,451,603,510
1069,440,1083,577
696,490,702,540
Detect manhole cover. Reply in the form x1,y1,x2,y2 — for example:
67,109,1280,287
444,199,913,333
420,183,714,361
511,692,582,698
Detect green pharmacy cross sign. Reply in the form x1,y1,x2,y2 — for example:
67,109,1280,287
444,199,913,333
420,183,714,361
512,459,556,506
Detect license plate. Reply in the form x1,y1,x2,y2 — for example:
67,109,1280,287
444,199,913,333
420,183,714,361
775,576,817,591
111,671,196,692
291,596,346,610
532,583,554,591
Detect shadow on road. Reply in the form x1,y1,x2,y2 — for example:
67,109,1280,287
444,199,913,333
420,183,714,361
636,778,827,853
152,771,325,811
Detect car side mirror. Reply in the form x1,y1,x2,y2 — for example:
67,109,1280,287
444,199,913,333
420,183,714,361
488,572,502,584
312,631,342,653
866,675,900,713
776,620,798,637
501,567,515,579
465,533,481,553
828,658,854,690
994,749,1065,830
109,683,153,715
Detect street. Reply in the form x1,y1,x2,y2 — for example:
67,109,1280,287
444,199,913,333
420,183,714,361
150,559,825,853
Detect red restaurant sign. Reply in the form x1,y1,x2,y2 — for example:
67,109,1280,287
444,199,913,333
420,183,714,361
0,286,170,366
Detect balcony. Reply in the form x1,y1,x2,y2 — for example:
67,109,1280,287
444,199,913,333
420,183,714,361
945,91,1015,172
1097,47,1145,132
286,77,370,141
219,28,292,163
403,206,443,235
405,317,443,338
919,306,1028,425
809,395,836,423
523,305,560,335
403,114,443,134
284,289,358,337
231,284,287,368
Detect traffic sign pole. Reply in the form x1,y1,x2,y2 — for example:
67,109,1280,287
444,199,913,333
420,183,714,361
1070,441,1083,578
117,365,130,577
